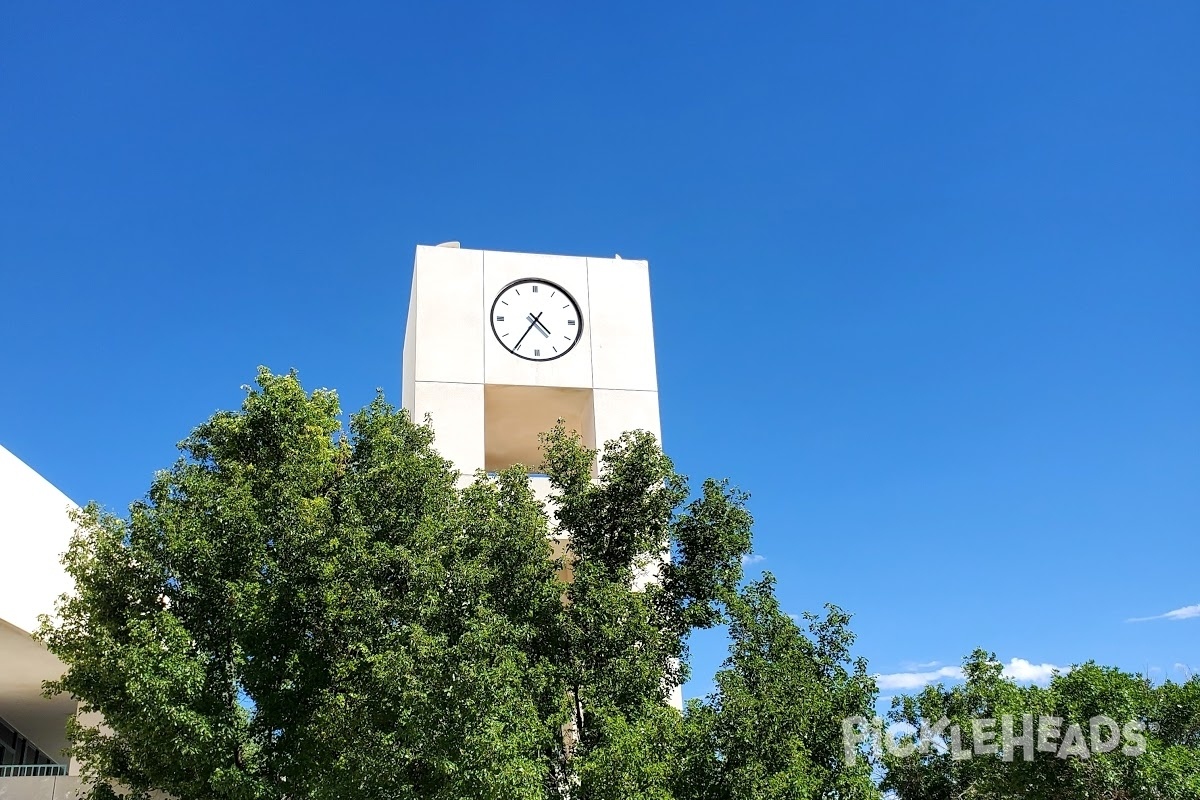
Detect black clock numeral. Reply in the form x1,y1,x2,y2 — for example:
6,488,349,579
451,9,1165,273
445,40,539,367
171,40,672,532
567,320,576,326
532,285,538,293
534,349,541,357
496,316,505,322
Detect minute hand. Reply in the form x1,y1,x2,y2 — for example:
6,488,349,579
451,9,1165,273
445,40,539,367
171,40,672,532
512,312,543,352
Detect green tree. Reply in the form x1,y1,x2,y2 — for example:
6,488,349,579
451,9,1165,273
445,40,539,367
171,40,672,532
881,650,1200,800
40,368,878,799
673,578,880,800
44,369,568,800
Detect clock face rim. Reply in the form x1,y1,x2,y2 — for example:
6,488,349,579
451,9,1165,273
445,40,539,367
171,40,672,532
489,277,584,362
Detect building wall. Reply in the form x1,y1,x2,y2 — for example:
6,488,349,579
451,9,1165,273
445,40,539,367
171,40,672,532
0,774,82,800
0,775,172,800
0,445,79,770
0,446,76,637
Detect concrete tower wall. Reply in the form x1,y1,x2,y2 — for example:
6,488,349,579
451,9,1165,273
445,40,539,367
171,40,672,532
403,244,661,479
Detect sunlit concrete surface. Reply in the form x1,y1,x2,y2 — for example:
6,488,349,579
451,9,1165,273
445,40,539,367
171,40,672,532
403,244,662,478
0,773,82,799
0,445,76,636
0,445,79,770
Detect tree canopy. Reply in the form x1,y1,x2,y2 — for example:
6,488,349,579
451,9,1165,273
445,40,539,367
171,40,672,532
41,369,1196,798
39,369,878,800
881,649,1200,800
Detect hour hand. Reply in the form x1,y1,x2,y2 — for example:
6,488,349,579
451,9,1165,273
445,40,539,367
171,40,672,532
528,314,552,336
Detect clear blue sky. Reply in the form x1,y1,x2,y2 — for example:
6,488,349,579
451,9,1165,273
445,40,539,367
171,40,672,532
2,2,1196,699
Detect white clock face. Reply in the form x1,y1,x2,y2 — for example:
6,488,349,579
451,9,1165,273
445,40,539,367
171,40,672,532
490,278,583,361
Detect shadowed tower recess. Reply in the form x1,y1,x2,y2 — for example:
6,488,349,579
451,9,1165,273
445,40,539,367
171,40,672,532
401,242,662,498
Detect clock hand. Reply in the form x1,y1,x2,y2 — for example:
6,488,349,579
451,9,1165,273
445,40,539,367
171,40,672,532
530,314,552,336
512,312,544,352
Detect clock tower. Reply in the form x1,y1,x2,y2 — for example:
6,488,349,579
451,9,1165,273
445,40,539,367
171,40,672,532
402,242,681,708
401,243,661,497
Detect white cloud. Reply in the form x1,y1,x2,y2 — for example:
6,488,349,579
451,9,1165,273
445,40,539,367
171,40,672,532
741,553,765,565
1128,604,1200,623
875,666,964,690
875,657,1064,691
1003,658,1061,684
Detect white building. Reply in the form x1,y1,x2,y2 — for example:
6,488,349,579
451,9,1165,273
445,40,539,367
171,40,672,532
0,443,81,797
